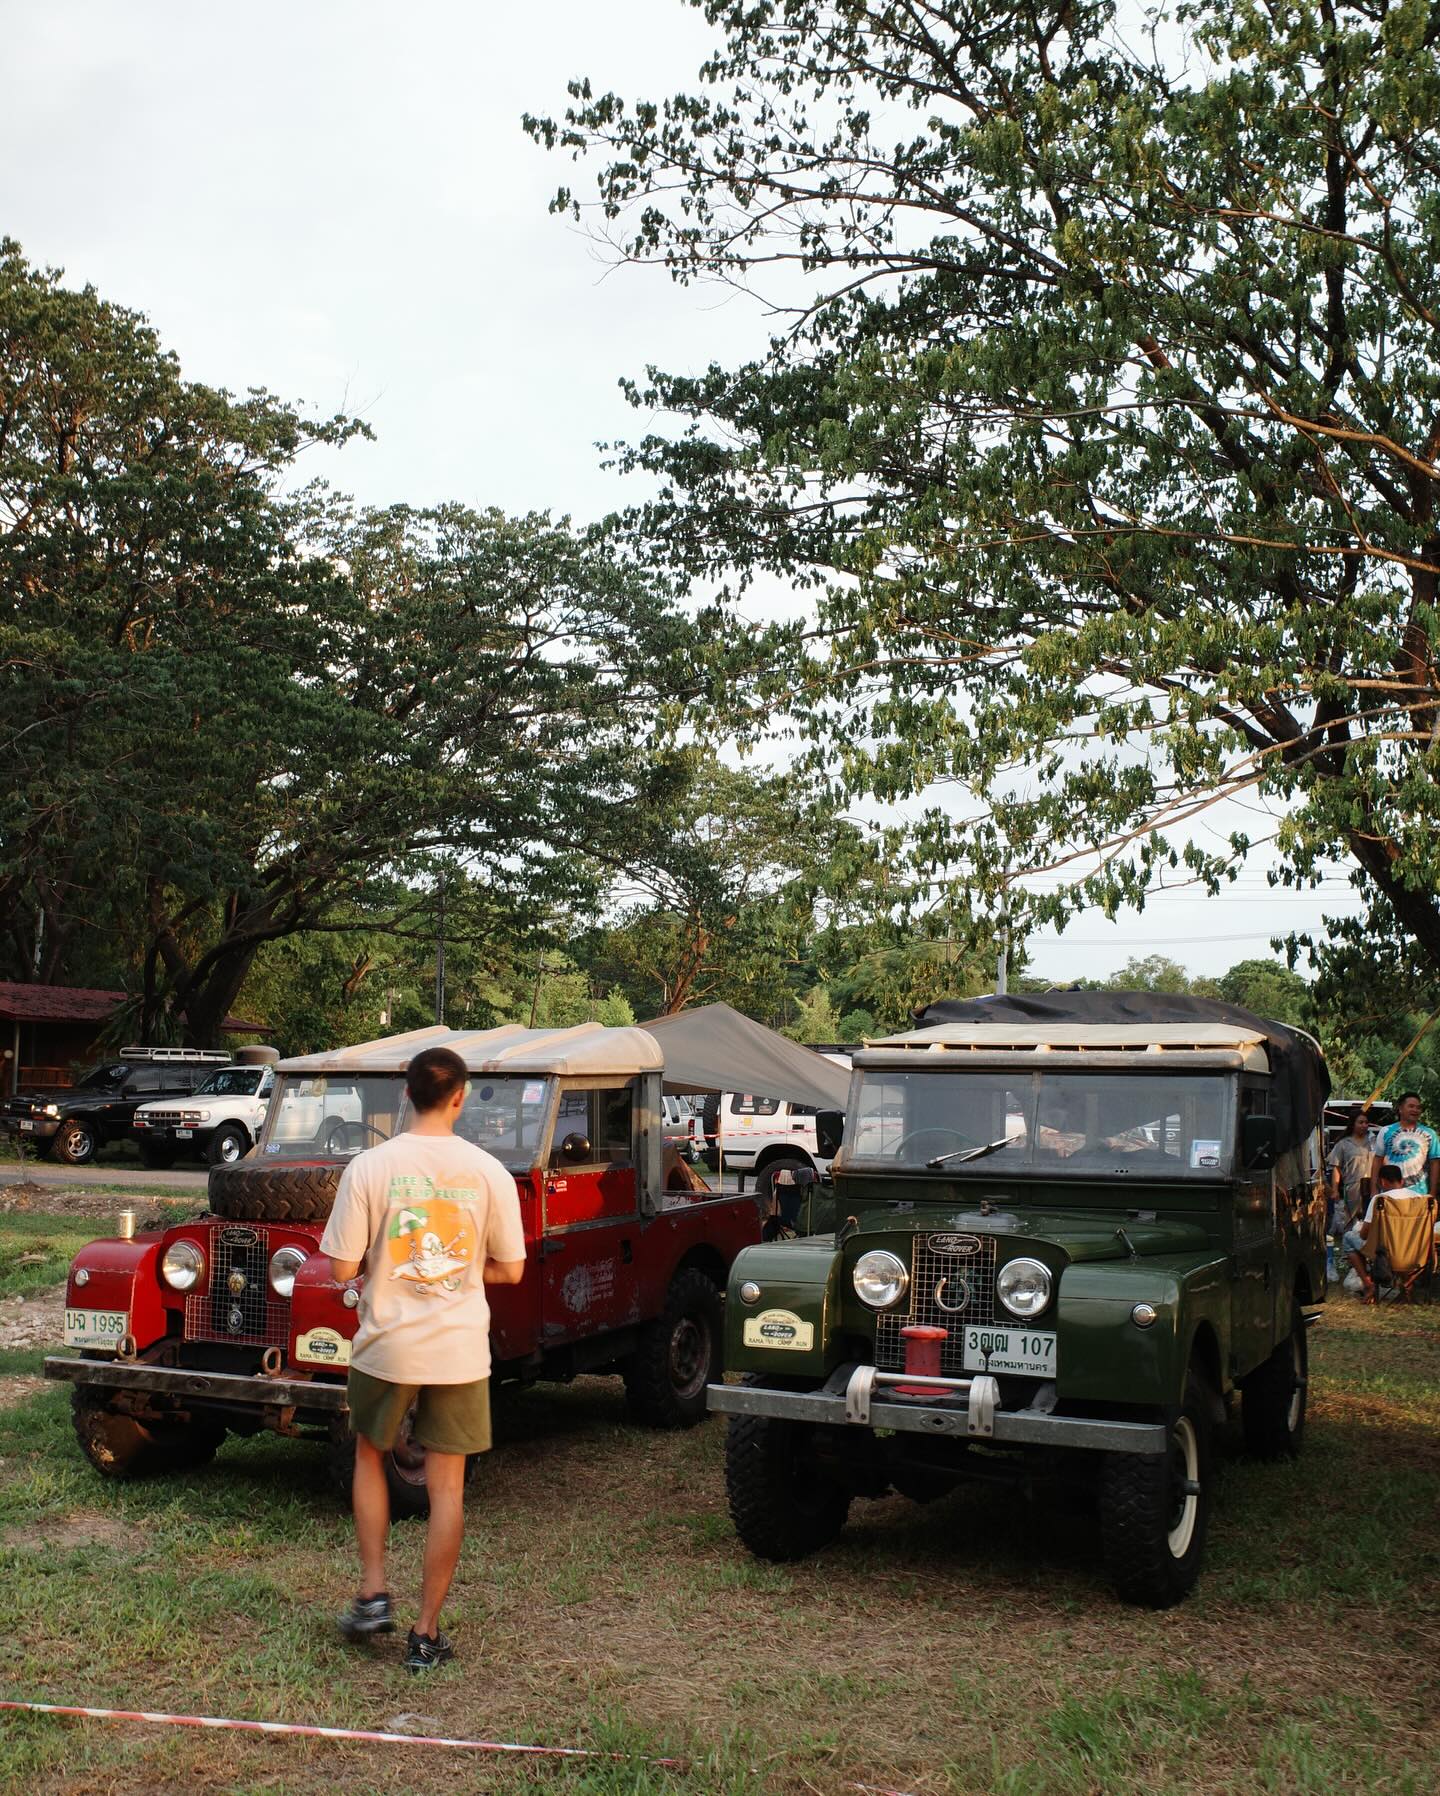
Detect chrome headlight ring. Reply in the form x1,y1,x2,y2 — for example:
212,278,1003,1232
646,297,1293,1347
161,1238,206,1292
996,1256,1052,1319
269,1245,309,1299
853,1249,910,1310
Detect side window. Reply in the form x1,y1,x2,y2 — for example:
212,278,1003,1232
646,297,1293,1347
550,1087,634,1166
733,1094,781,1117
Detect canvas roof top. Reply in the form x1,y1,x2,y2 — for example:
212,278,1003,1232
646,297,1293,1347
873,1021,1270,1056
275,1005,851,1111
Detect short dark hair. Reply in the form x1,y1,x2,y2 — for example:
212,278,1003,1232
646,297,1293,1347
406,1047,468,1114
1397,1091,1421,1108
1378,1161,1405,1184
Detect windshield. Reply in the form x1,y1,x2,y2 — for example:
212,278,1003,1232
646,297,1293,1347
193,1068,265,1098
849,1070,1233,1178
260,1071,553,1169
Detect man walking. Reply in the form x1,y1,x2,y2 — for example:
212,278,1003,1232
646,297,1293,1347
321,1046,526,1671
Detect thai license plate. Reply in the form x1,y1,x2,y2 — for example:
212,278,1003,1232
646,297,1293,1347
175,1128,193,1138
962,1326,1057,1377
63,1308,128,1350
18,1120,35,1132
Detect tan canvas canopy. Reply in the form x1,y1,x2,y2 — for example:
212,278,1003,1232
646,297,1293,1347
275,1004,850,1111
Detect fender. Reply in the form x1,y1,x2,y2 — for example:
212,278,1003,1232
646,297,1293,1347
724,1237,842,1378
288,1250,358,1369
65,1234,168,1354
1056,1255,1230,1409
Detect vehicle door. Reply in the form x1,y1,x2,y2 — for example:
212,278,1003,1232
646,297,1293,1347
540,1081,640,1344
1232,1079,1277,1373
117,1066,171,1131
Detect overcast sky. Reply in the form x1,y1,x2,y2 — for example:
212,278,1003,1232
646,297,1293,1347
2,0,1363,984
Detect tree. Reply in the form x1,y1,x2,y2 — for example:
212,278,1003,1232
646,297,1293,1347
530,1,1440,973
1217,958,1313,1030
0,242,695,1041
1101,955,1220,997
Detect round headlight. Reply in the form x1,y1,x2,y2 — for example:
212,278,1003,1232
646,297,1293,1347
269,1245,308,1299
996,1257,1052,1319
853,1249,909,1309
161,1238,206,1292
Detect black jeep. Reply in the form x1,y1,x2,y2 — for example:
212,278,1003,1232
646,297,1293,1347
1,1047,230,1166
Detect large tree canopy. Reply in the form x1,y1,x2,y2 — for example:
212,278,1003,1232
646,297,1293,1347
530,0,1440,972
0,243,693,1041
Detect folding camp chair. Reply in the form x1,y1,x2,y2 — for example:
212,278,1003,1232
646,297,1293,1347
1368,1192,1439,1303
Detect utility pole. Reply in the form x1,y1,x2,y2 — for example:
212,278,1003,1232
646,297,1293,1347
434,870,447,1026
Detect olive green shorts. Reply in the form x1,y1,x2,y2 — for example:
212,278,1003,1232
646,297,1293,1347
347,1368,492,1457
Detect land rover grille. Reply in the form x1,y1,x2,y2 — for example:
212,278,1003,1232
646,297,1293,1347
873,1233,1000,1376
184,1225,289,1347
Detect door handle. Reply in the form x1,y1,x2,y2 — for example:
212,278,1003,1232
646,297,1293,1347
540,1237,565,1259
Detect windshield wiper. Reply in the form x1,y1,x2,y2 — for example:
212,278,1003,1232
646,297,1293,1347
925,1137,1011,1170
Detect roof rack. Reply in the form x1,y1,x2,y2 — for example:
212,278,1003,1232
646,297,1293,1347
119,1046,232,1064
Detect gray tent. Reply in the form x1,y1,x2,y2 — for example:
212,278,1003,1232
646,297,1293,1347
642,1002,850,1111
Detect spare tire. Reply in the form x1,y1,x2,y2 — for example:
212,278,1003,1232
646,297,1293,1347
208,1159,340,1222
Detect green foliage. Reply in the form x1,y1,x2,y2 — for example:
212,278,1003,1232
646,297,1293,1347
1100,955,1222,998
532,0,1440,977
0,242,695,1042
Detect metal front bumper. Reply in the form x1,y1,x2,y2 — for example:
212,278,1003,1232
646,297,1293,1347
708,1365,1167,1455
2,1116,60,1143
43,1355,347,1414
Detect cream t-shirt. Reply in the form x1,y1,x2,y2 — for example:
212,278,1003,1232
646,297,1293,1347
319,1130,525,1384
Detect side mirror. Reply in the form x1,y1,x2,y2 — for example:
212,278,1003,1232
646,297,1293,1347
560,1132,592,1163
1241,1114,1278,1172
815,1111,845,1159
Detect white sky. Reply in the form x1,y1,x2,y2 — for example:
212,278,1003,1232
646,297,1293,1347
1,0,1363,983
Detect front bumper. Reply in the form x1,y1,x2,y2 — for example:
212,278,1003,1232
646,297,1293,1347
43,1354,347,1416
2,1115,60,1143
134,1124,211,1147
708,1364,1167,1456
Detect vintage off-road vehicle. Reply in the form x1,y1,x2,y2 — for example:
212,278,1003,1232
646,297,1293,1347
44,1022,767,1514
710,993,1329,1607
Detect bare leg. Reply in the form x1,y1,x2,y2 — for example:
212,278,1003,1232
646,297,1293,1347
353,1434,391,1596
1346,1251,1375,1301
416,1450,466,1637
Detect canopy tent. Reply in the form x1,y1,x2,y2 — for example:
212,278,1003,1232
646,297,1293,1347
276,1006,850,1111
641,1003,850,1110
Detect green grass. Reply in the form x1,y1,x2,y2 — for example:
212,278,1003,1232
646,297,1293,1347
0,1213,106,1299
0,1300,1436,1793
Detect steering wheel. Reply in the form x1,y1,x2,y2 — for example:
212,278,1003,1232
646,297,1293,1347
325,1120,388,1154
893,1128,978,1162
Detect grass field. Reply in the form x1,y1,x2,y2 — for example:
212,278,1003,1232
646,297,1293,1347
0,1234,1436,1795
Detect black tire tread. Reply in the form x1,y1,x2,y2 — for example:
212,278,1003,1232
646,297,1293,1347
53,1119,98,1166
724,1406,851,1562
622,1266,722,1429
1241,1300,1308,1460
1098,1373,1211,1609
208,1159,340,1222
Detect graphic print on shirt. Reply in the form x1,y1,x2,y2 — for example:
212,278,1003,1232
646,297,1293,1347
382,1175,479,1296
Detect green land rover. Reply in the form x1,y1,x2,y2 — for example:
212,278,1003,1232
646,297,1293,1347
708,993,1329,1607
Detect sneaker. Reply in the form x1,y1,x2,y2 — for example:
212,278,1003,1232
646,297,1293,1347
338,1592,395,1641
404,1627,456,1673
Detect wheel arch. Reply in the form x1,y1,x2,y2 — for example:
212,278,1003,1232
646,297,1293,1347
752,1144,815,1175
1186,1319,1225,1414
673,1242,728,1291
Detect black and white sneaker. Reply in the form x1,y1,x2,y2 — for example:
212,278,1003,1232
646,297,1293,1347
404,1628,456,1673
338,1592,395,1641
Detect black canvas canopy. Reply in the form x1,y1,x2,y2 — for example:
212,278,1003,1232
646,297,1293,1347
914,991,1330,1155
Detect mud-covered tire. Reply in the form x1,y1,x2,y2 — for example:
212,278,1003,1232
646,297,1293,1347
1242,1302,1308,1460
623,1266,722,1428
53,1119,99,1166
1098,1372,1212,1609
328,1412,481,1521
71,1388,224,1479
208,1159,340,1222
725,1398,851,1562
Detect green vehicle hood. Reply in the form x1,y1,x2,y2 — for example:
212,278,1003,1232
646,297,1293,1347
844,1200,1212,1263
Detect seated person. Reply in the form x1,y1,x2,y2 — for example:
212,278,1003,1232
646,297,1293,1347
1343,1162,1409,1302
